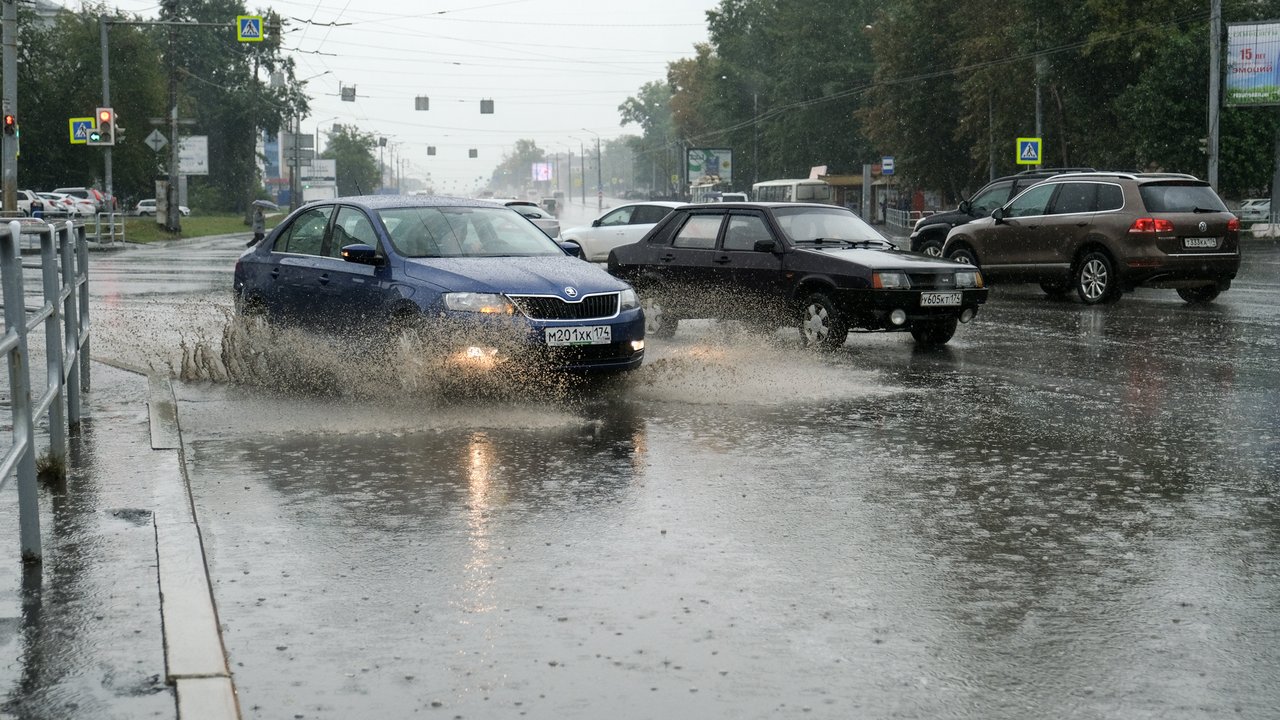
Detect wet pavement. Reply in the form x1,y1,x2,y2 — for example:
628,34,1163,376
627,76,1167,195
1,212,1278,719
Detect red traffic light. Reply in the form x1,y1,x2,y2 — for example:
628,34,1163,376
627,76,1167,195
97,108,112,124
2,114,14,135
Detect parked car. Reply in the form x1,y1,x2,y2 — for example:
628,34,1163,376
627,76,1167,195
504,200,560,238
16,189,44,217
1237,197,1270,223
909,168,1096,256
39,192,93,217
233,195,645,374
607,202,988,348
134,199,190,217
942,172,1240,304
560,201,686,262
53,186,106,213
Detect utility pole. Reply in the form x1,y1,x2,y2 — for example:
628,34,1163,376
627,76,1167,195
164,0,181,232
1208,0,1221,190
2,0,17,213
595,136,603,210
100,16,112,206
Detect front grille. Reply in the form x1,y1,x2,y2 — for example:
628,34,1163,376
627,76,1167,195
509,293,619,320
907,272,957,290
540,342,637,363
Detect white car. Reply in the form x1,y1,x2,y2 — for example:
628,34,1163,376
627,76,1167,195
560,201,685,262
1238,198,1270,223
135,199,190,217
505,201,560,239
39,192,94,217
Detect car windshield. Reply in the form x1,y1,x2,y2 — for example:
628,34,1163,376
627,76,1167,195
1139,183,1229,213
377,205,564,258
774,207,883,243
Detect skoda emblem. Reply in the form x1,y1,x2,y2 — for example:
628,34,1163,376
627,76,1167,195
1198,221,1208,233
564,286,578,298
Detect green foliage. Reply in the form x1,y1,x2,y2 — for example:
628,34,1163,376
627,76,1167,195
321,125,379,196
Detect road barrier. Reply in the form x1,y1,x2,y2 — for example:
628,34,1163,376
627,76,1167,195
0,220,90,563
94,211,126,244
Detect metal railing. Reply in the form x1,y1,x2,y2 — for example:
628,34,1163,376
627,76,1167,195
94,211,126,244
0,219,90,563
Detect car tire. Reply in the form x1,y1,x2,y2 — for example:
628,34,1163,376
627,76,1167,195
798,292,848,350
1176,284,1224,303
643,299,678,339
1074,250,1119,305
917,237,944,257
909,317,958,347
947,245,978,266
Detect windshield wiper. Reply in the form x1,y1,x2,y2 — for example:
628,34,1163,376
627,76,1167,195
794,237,893,248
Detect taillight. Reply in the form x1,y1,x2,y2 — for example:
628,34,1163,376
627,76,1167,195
1227,217,1240,232
1128,217,1175,233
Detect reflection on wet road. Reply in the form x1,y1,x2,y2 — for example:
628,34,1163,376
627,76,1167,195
103,236,1280,717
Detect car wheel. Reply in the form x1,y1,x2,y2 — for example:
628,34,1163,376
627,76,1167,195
798,292,848,350
947,245,978,266
1074,251,1119,305
643,298,678,339
1040,281,1070,298
917,238,944,257
1176,284,1223,303
909,317,959,347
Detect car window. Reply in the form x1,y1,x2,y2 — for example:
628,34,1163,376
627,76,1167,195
969,181,1013,215
1138,184,1228,213
330,207,379,258
630,205,672,224
1004,183,1057,218
722,214,772,251
1049,183,1096,215
278,206,333,255
378,206,563,258
774,206,882,242
599,207,634,226
1096,183,1124,212
672,214,722,249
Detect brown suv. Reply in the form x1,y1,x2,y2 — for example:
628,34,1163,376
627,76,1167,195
941,172,1240,304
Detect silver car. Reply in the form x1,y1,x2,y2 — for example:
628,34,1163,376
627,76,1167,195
505,200,560,238
560,201,685,262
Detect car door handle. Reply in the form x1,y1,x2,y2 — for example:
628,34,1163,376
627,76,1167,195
659,253,675,262
270,268,280,279
712,255,731,264
318,273,330,285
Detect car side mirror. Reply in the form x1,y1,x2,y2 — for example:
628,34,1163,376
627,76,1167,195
753,238,778,253
958,199,972,215
991,207,1005,223
558,240,583,258
591,219,602,228
341,243,382,265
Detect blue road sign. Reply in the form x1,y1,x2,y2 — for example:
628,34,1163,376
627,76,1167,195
237,15,264,42
1016,137,1042,165
882,156,895,176
69,117,94,145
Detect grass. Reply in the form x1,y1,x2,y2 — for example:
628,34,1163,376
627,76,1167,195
118,211,283,244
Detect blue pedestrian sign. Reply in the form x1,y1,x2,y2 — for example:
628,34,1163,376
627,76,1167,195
68,117,94,145
1016,137,1042,165
237,15,264,42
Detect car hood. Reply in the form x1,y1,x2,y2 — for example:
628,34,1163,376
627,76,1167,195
401,255,628,297
912,208,974,233
795,246,969,271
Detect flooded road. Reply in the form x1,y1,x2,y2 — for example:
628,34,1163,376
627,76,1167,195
86,225,1280,719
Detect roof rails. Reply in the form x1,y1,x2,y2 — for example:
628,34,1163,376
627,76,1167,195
1015,167,1096,175
1046,171,1203,182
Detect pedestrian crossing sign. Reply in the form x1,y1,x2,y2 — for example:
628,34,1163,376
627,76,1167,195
1016,137,1042,165
69,117,94,145
237,15,264,42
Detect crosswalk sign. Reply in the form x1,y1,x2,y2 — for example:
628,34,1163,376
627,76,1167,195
237,15,264,42
69,117,94,145
1016,137,1042,165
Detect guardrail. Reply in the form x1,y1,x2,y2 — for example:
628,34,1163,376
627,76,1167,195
887,208,939,232
94,212,126,244
0,219,90,563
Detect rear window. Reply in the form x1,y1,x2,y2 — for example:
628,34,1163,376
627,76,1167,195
1139,183,1228,213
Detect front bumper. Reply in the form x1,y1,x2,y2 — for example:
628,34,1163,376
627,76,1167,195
832,287,989,331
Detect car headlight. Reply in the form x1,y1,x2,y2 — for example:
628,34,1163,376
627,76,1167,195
442,292,514,314
618,287,640,311
872,272,910,289
955,270,984,288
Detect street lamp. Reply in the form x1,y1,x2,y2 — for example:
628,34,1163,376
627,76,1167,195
313,115,340,156
582,128,603,210
569,135,587,206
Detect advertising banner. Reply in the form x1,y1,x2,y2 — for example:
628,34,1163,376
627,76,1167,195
687,148,732,185
1226,22,1280,106
531,162,553,182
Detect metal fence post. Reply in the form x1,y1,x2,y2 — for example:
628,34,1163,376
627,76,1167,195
76,227,90,391
39,225,66,464
2,221,41,561
60,221,82,426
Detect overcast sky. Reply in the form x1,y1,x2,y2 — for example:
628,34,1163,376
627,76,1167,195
91,0,716,190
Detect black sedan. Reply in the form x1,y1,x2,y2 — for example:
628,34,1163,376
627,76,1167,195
607,202,989,348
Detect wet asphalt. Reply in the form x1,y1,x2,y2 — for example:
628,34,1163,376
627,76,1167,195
1,202,1278,719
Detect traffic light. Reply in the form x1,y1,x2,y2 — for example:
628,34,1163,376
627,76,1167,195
2,114,14,135
88,107,115,145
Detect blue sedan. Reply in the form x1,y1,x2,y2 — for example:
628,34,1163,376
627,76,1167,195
233,195,645,373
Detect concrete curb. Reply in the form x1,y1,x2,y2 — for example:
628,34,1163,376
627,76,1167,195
146,374,241,720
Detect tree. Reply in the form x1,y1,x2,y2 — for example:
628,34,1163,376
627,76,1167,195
321,125,379,197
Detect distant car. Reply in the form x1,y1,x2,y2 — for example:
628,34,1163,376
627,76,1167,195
909,168,1096,256
561,201,686,262
39,192,93,217
135,199,191,217
942,172,1240,304
719,192,750,202
1237,197,1270,223
233,195,645,374
16,189,44,217
53,186,106,213
608,202,988,347
505,200,560,238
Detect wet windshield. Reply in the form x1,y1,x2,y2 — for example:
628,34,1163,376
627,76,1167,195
774,207,883,243
378,206,563,258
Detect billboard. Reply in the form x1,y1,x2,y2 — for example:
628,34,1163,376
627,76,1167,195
1226,22,1280,106
531,162,553,182
687,148,732,185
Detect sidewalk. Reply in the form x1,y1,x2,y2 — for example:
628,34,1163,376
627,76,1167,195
0,361,237,719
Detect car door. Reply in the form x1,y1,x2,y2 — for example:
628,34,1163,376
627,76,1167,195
715,211,787,322
314,206,400,334
979,182,1059,276
264,205,335,325
622,204,676,246
658,211,726,320
580,205,635,260
1035,181,1103,278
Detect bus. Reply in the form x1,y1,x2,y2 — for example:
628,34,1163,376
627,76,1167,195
751,178,834,204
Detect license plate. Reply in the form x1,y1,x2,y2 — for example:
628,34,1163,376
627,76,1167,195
1183,237,1219,248
545,325,612,346
920,292,962,307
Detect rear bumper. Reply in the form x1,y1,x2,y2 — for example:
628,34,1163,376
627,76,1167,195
1121,252,1240,288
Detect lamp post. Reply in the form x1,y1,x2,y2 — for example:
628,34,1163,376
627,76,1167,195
582,128,603,210
570,135,586,206
313,115,340,156
290,71,331,208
